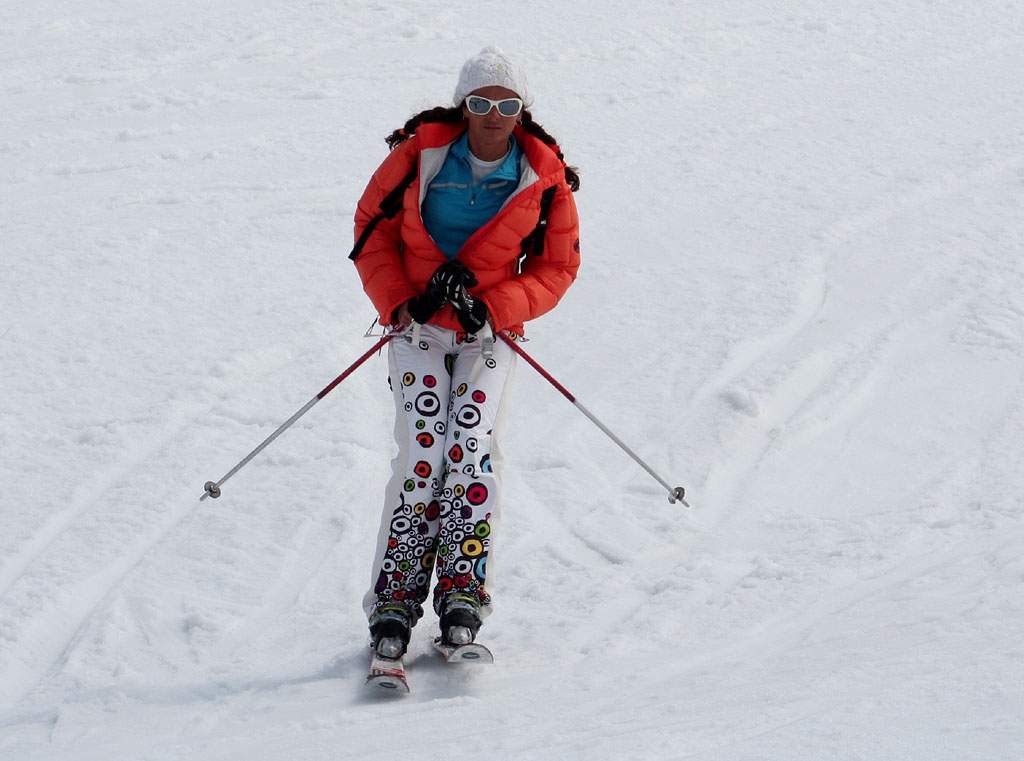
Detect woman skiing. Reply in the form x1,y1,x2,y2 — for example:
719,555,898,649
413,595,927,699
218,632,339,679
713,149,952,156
352,46,581,660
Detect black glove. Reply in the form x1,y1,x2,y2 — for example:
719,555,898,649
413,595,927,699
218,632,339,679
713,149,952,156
407,260,478,324
440,261,486,332
455,295,489,334
406,290,445,324
438,260,478,301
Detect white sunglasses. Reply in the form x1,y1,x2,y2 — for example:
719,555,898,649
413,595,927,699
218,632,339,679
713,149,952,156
464,95,524,117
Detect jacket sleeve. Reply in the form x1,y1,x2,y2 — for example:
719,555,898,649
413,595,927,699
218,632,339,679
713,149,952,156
352,146,420,325
481,180,581,332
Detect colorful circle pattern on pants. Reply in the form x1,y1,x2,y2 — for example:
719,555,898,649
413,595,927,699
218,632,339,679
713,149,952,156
369,330,514,619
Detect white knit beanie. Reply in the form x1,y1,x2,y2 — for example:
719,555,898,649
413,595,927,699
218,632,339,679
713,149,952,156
453,46,533,108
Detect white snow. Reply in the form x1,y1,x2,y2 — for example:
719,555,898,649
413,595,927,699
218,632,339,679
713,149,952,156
3,1,1023,759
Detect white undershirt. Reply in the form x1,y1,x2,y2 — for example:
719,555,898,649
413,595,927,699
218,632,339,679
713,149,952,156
467,144,511,183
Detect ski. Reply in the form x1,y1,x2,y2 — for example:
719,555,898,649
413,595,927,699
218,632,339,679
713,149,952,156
364,638,492,694
431,637,494,664
365,651,409,694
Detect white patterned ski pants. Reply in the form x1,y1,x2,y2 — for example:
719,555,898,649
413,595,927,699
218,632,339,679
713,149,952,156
363,324,516,624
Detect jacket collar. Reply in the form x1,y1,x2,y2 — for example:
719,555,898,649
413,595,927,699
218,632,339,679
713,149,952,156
415,121,565,182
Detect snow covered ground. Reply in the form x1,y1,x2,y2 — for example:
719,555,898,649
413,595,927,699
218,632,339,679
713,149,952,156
3,1,1023,758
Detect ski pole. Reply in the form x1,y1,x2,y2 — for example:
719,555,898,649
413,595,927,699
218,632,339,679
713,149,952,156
200,331,399,501
499,333,689,506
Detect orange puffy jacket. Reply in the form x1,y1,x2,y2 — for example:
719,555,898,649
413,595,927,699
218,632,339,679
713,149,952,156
353,121,580,335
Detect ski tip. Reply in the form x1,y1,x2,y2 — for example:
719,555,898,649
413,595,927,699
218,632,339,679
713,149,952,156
365,673,410,694
431,637,494,664
367,653,410,694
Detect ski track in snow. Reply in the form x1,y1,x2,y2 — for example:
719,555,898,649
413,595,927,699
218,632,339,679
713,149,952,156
3,1,1024,759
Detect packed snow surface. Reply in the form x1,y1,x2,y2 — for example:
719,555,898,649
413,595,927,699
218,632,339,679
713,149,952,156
3,1,1023,759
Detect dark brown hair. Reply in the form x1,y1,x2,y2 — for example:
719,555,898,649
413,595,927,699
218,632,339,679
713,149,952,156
385,106,580,192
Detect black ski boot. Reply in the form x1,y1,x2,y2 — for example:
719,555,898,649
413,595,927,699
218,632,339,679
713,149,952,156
369,602,413,659
439,592,482,646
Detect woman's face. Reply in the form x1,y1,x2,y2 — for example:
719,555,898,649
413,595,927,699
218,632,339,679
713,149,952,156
462,85,521,160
